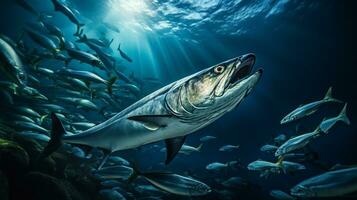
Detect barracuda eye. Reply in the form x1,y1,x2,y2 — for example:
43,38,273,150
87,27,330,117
214,66,225,74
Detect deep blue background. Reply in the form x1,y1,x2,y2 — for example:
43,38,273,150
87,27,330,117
1,0,356,199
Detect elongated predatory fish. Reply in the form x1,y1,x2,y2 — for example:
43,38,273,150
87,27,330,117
42,53,262,165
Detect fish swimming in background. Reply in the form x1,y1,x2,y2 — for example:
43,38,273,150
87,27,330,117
117,44,133,63
270,190,296,200
76,34,112,48
319,103,350,133
56,69,116,94
179,144,203,155
206,162,232,171
94,165,134,180
65,47,104,69
160,143,203,155
290,167,357,198
41,54,262,166
281,87,342,124
260,144,278,153
220,176,248,189
200,135,216,142
0,36,27,86
99,189,126,200
247,159,283,178
50,0,84,35
24,28,60,54
219,144,240,152
274,134,287,145
128,166,211,196
275,125,322,157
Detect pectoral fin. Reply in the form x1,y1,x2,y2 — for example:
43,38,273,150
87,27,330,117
165,136,186,164
127,114,173,131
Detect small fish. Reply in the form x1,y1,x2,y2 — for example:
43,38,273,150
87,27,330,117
0,36,27,85
134,184,166,196
20,86,48,100
319,103,350,133
199,135,216,142
270,190,296,200
281,161,306,173
18,131,50,142
219,144,239,152
260,144,278,152
24,28,59,53
129,167,211,196
100,180,123,188
247,159,281,172
76,34,110,47
50,0,84,35
179,144,203,155
275,125,322,157
247,158,286,178
117,44,132,62
65,48,104,69
56,97,99,110
71,146,86,158
290,167,357,197
41,20,64,47
14,106,40,118
57,69,116,94
274,134,287,144
206,162,229,171
221,177,248,189
106,156,130,166
13,121,49,135
99,189,126,200
8,113,36,123
281,87,342,124
94,165,134,180
35,67,54,77
36,103,68,114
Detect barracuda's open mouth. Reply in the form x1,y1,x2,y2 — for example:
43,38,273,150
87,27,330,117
229,54,255,85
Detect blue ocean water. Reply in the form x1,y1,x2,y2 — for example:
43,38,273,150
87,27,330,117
0,0,355,200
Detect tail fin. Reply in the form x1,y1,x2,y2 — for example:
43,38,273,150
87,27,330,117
276,156,284,167
323,87,343,103
76,34,87,43
196,143,203,152
338,103,350,125
58,37,66,51
107,38,114,47
312,122,323,137
40,114,48,125
39,113,66,159
74,25,85,36
106,77,117,94
276,156,286,174
117,43,121,51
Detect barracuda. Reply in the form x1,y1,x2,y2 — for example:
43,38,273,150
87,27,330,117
42,53,263,165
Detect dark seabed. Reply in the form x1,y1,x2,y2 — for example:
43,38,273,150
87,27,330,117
0,0,356,200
